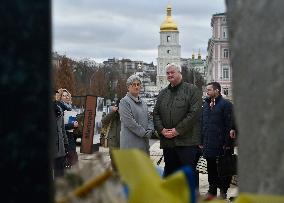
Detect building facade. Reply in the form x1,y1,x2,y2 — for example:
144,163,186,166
188,52,206,79
156,5,181,90
206,13,232,99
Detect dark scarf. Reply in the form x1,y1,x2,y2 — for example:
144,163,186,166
58,101,72,111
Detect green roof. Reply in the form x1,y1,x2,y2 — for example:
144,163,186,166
213,12,226,17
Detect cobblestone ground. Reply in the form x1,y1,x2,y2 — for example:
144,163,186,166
77,139,238,201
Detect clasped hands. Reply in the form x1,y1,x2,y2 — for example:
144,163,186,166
162,128,179,139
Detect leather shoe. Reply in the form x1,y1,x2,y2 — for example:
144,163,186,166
203,193,216,201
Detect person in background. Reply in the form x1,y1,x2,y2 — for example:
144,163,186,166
201,82,233,200
119,75,154,155
101,99,121,169
58,88,78,167
52,90,69,177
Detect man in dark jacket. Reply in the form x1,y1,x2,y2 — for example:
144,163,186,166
153,63,202,184
201,82,233,200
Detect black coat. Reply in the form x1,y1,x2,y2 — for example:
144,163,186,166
53,101,68,158
201,95,233,158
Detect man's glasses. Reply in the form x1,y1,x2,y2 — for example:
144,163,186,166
131,83,141,87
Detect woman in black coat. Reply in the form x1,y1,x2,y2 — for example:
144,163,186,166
52,91,69,177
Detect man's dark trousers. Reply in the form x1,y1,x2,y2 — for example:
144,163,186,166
163,146,199,188
206,157,232,195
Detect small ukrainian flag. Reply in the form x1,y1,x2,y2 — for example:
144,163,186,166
112,149,196,203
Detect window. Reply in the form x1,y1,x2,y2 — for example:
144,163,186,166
223,87,229,96
167,50,171,54
222,65,229,79
167,36,171,42
222,26,228,39
223,48,229,58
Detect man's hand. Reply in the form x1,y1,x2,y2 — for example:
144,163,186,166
170,128,179,137
162,128,179,139
230,129,236,139
161,128,170,137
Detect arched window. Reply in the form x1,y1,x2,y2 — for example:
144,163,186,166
167,36,171,42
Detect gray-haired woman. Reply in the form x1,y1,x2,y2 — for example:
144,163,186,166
119,75,153,154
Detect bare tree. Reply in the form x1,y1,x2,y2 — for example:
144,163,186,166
116,75,128,99
91,68,108,97
53,56,75,94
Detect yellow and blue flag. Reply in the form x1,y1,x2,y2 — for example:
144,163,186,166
112,149,196,203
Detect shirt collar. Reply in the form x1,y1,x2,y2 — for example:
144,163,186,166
127,92,142,103
168,81,183,92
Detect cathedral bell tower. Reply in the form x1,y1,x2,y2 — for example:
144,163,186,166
157,5,181,90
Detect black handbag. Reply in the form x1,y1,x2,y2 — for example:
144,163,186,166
216,153,237,177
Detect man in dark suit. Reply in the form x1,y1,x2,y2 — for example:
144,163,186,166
201,82,234,200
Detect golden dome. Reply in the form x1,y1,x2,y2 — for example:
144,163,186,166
160,5,178,32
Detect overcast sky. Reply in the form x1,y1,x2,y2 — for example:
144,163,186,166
52,0,226,64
